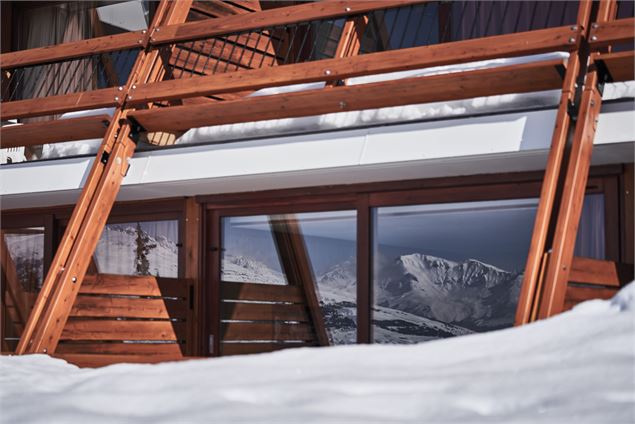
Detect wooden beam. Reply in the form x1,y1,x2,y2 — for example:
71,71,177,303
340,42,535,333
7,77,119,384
589,17,635,47
595,51,634,82
0,32,144,70
128,25,580,106
269,215,330,346
0,115,110,148
53,353,187,368
563,285,618,311
569,257,634,287
514,0,592,326
537,68,604,319
151,1,425,45
1,87,121,120
16,0,192,355
129,58,566,132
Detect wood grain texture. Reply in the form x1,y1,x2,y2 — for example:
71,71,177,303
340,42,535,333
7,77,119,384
56,341,184,355
151,1,425,45
595,51,634,83
0,115,110,148
589,17,635,46
1,87,120,120
568,257,634,287
563,285,619,311
80,274,190,298
129,26,579,105
221,342,313,355
129,58,566,132
0,32,143,69
61,320,186,341
70,296,188,320
53,353,188,368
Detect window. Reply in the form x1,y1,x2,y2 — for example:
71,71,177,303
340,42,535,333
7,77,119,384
371,195,606,344
92,220,179,277
221,210,357,345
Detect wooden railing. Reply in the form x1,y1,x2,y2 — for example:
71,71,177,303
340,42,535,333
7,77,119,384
0,0,598,148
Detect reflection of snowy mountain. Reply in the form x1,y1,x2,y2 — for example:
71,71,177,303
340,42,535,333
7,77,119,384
375,254,522,332
4,233,44,291
221,252,521,345
222,255,285,284
94,226,178,277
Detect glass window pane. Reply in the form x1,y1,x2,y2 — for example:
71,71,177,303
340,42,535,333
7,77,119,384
93,220,179,277
2,228,45,292
372,195,605,344
221,211,357,345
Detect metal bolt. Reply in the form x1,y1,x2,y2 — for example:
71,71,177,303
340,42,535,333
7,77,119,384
142,29,147,34
590,100,595,107
132,84,137,89
115,96,120,102
568,37,575,43
42,348,47,353
155,27,160,32
118,86,123,91
570,25,577,31
591,35,598,41
138,39,143,44
324,69,332,75
339,101,347,109
345,7,351,12
128,96,133,100
592,23,599,29
71,276,77,283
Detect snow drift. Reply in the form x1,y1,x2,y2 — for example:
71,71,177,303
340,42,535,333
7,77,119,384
1,283,633,423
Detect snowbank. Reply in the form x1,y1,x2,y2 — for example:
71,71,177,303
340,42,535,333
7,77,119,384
1,284,633,423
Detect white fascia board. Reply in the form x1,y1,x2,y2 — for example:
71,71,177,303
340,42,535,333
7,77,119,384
1,103,633,209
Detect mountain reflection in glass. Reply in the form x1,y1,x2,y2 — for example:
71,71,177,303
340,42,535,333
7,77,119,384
221,211,357,345
372,195,605,344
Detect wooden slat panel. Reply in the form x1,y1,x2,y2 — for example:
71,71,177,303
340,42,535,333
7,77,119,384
130,58,566,132
152,1,424,45
596,51,634,82
53,353,186,368
130,26,579,105
221,302,309,322
222,322,314,341
80,274,190,298
61,320,186,341
0,115,110,148
56,342,184,355
1,87,120,120
569,257,634,287
221,342,313,355
0,33,143,69
221,282,304,303
70,296,188,320
589,17,635,47
563,285,619,311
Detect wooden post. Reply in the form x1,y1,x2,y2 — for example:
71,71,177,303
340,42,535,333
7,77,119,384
16,0,193,355
537,67,603,319
183,197,201,356
514,0,592,326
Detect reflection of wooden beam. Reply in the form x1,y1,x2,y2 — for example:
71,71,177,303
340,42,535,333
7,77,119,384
269,215,329,346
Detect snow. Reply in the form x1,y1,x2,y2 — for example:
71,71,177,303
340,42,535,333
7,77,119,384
1,283,633,423
30,53,635,160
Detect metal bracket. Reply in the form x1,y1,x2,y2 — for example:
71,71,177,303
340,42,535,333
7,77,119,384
127,116,146,145
100,150,110,165
567,100,578,121
593,59,612,97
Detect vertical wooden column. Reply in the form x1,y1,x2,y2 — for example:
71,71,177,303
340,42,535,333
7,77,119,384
183,197,202,356
16,0,193,355
514,1,591,325
537,68,604,318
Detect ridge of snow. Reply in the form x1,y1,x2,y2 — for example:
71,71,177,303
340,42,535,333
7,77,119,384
1,282,633,423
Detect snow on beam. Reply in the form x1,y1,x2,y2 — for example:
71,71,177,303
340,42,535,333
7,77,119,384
128,59,566,133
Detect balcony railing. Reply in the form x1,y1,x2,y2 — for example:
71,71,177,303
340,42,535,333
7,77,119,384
0,0,633,158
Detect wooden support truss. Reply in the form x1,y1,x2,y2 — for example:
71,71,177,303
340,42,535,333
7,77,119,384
2,0,632,357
